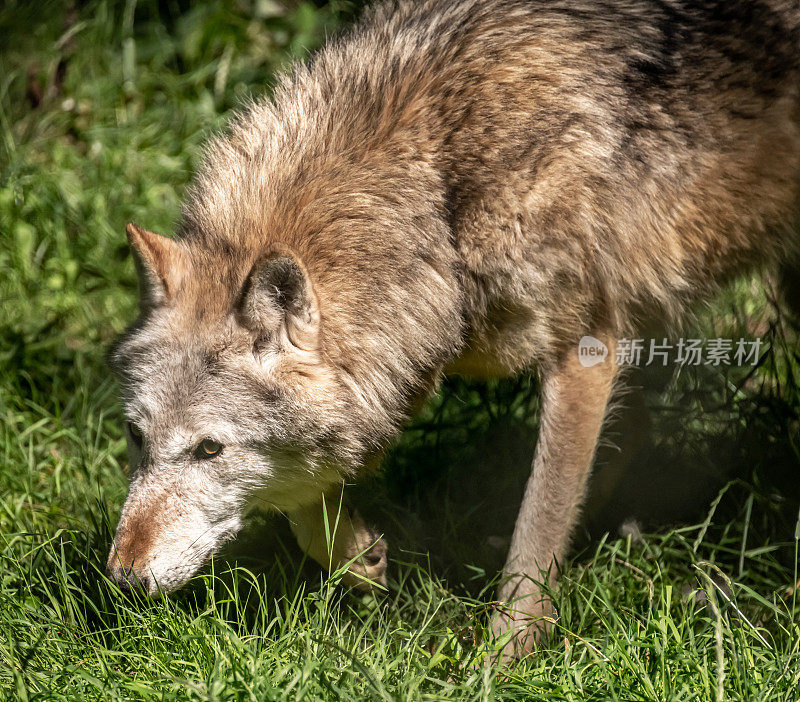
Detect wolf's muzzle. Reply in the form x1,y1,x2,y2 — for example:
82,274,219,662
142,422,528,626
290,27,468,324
107,564,154,597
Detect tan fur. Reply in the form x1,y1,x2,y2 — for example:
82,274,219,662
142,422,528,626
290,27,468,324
493,334,618,656
108,0,800,653
289,494,388,589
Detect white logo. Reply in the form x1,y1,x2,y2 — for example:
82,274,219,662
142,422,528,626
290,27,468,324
578,335,608,367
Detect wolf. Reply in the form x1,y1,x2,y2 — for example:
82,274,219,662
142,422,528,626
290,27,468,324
107,0,800,656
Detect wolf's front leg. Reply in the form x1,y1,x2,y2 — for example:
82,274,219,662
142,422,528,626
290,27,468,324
494,333,618,657
288,493,388,590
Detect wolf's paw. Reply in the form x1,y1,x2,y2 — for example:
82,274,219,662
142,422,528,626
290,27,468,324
343,533,388,590
490,595,554,662
289,500,388,591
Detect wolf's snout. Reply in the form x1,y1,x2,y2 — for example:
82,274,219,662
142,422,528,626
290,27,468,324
107,512,160,596
107,489,241,596
107,563,154,597
107,540,158,596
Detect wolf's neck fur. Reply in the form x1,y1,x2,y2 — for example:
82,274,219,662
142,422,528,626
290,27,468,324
176,4,523,438
176,0,800,442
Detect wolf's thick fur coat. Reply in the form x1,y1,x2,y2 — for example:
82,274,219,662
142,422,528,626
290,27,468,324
109,0,800,655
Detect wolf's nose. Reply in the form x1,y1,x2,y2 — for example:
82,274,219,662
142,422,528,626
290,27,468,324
108,565,152,596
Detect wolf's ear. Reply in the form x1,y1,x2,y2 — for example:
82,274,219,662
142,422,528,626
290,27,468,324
126,223,187,309
239,249,320,352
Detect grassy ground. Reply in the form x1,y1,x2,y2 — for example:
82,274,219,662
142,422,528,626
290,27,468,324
1,1,800,699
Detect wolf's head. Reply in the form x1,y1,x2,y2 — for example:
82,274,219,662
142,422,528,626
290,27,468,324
106,223,364,595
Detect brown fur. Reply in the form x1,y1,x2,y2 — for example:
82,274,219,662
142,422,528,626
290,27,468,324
108,0,800,655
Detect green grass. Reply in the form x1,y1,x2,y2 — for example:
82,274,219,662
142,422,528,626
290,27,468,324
1,1,800,699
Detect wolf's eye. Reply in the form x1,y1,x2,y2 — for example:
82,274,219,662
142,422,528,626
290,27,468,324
127,422,143,447
195,438,223,460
